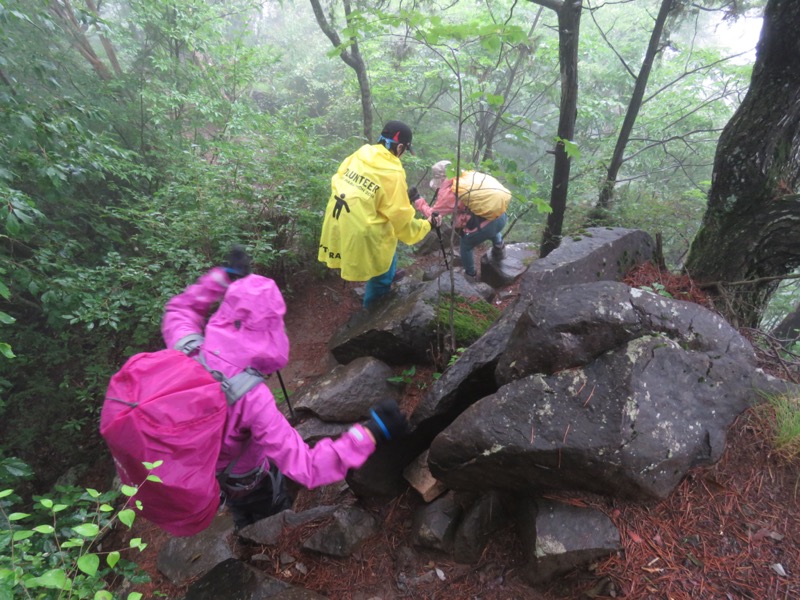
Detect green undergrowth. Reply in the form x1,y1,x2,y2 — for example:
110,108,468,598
0,457,150,599
755,391,800,463
434,294,501,348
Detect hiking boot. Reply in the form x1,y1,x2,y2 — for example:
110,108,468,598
491,242,506,259
463,271,479,284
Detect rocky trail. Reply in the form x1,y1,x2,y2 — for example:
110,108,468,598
110,239,798,600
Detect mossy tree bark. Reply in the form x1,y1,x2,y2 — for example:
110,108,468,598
684,0,800,327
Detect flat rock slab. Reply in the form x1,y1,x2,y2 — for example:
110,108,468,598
239,505,338,546
518,498,620,584
480,242,538,288
302,505,378,557
182,558,327,599
157,513,235,586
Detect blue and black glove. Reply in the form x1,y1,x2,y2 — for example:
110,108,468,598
223,245,252,281
365,399,409,445
407,186,421,204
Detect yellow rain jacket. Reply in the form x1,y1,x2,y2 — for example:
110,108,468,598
318,144,431,281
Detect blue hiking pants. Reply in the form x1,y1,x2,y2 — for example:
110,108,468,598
364,252,398,308
460,212,508,276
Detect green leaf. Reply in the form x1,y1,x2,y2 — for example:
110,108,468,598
33,524,55,534
486,93,505,107
0,343,15,359
555,137,581,160
19,114,36,129
77,553,100,576
72,523,100,537
118,509,135,528
61,538,85,548
106,550,120,568
40,498,53,508
142,460,163,470
52,504,68,512
86,488,101,498
120,485,138,497
99,504,114,512
12,530,33,541
0,312,15,325
480,34,501,53
8,512,30,521
127,593,143,600
129,537,147,551
146,475,162,483
29,568,69,590
0,489,12,498
95,591,113,600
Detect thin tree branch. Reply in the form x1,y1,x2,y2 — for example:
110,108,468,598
700,273,800,289
587,0,636,78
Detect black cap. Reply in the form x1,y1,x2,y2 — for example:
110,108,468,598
379,120,413,153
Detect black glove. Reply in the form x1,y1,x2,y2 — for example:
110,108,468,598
408,186,421,204
222,245,252,281
365,399,409,444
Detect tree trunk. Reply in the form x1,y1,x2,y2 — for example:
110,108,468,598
684,0,800,327
772,301,800,348
589,0,674,224
309,0,373,141
534,0,582,258
86,0,124,77
49,0,113,80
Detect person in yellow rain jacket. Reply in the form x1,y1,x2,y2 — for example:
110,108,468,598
318,120,440,307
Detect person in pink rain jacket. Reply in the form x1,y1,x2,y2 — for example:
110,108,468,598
409,160,507,278
161,247,407,528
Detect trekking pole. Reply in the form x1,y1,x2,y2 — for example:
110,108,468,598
275,370,295,420
415,168,429,189
432,212,449,270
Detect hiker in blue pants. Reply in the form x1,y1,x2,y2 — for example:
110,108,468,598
411,160,507,280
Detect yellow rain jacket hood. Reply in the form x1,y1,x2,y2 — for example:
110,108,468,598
318,144,431,281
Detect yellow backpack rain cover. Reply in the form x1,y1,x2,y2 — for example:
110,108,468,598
452,171,511,220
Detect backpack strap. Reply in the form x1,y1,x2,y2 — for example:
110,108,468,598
175,333,205,355
219,369,264,406
174,334,264,405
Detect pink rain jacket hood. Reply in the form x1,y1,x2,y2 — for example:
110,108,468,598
162,268,375,485
204,274,289,375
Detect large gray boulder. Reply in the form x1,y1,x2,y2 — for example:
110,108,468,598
410,228,655,430
427,283,773,499
329,271,492,366
292,357,398,421
495,280,754,382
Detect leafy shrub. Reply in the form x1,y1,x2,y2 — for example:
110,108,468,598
0,457,149,600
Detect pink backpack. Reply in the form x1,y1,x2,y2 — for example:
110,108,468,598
100,348,261,536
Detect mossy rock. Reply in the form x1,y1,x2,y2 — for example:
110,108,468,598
434,294,501,347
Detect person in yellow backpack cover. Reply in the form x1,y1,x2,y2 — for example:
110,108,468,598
410,160,507,281
318,120,441,307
